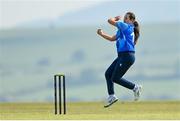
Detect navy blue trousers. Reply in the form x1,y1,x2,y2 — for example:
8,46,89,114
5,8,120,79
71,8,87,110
105,52,136,95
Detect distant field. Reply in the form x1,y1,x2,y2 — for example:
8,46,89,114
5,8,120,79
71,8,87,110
0,101,180,120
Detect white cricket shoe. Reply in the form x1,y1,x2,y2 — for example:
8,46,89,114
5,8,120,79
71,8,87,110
133,84,142,101
104,95,118,108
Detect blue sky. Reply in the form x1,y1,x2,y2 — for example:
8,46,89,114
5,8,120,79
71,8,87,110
0,0,104,29
1,0,180,29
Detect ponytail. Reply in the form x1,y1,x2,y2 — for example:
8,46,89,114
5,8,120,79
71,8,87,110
126,12,140,45
133,21,140,45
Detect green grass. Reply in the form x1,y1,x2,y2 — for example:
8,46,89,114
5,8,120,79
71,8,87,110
0,101,180,120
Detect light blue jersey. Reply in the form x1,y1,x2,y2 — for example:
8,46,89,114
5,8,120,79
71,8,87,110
115,21,135,52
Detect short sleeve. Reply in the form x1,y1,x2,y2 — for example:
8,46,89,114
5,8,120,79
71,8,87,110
116,21,128,31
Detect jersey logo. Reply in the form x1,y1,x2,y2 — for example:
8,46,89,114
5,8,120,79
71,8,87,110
131,32,135,42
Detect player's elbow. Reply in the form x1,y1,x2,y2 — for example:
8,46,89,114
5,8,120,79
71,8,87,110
108,18,116,26
108,19,112,24
109,37,116,42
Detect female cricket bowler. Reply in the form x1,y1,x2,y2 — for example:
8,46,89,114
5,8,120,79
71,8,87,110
97,12,142,108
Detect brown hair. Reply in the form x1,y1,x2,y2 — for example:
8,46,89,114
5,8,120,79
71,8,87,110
126,12,140,45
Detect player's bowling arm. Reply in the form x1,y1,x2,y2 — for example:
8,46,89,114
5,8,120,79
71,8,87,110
108,16,121,27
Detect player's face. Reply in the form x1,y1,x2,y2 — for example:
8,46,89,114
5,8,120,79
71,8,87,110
124,14,131,24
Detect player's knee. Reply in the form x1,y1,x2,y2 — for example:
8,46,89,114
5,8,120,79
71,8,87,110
111,76,119,83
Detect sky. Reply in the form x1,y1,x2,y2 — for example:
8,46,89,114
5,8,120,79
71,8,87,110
0,0,104,29
0,0,179,29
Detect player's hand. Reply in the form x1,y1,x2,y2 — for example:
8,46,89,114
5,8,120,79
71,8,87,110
97,29,103,35
115,16,121,21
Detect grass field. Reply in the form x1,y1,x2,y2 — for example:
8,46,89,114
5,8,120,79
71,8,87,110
0,101,180,120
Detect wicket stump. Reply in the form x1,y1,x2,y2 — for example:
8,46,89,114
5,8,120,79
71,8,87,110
54,74,66,114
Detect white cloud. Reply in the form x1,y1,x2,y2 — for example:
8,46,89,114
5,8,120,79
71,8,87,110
0,0,103,29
